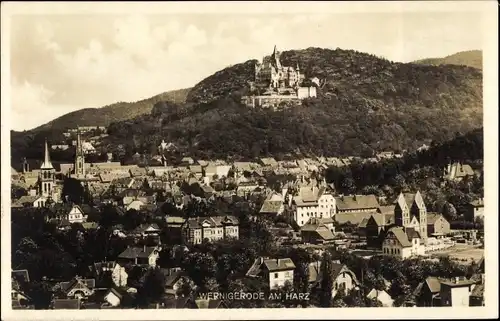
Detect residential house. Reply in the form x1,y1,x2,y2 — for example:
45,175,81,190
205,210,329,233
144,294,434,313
11,195,47,208
414,276,475,307
182,216,239,245
427,213,451,236
440,277,475,307
300,217,335,244
102,287,136,308
117,245,160,267
54,276,96,300
66,204,86,224
366,289,394,307
293,184,335,227
443,162,475,181
382,226,424,259
465,199,484,222
308,261,359,298
246,257,296,289
334,194,379,225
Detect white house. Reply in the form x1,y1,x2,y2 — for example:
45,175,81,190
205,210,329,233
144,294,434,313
104,288,122,307
293,185,335,227
246,257,296,290
382,227,425,259
67,205,85,224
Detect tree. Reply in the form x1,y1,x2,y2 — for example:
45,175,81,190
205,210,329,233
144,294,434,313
318,252,334,307
61,177,85,204
136,268,166,306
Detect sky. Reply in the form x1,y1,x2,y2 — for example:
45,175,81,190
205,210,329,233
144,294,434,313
8,8,484,131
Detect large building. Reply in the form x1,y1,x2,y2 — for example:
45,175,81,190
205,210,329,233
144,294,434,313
182,216,239,245
255,45,304,90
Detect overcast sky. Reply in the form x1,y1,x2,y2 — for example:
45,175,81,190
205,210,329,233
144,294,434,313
9,9,483,130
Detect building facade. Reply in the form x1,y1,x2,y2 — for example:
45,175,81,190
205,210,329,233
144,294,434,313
182,216,239,245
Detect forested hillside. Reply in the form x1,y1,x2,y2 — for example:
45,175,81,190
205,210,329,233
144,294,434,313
104,47,482,160
11,47,483,162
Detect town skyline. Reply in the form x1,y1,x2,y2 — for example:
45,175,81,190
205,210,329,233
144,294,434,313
9,10,483,130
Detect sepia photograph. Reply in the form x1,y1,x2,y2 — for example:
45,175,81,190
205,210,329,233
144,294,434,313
1,1,498,320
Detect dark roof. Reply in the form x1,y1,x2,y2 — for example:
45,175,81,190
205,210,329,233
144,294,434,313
335,211,376,225
386,227,412,247
263,258,296,272
335,194,379,211
58,277,95,293
118,246,158,259
185,215,239,229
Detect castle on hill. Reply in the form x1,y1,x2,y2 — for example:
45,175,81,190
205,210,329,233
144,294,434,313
254,45,305,89
243,46,317,109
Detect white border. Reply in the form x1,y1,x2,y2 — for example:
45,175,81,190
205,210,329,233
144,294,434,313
1,1,498,320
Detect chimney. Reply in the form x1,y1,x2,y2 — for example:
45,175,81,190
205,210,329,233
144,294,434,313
455,276,459,283
277,258,282,266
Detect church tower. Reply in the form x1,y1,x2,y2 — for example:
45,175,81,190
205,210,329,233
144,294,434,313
39,139,55,197
74,127,86,177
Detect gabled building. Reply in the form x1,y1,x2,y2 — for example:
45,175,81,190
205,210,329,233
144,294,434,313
182,216,239,245
54,276,96,300
308,261,359,298
292,184,335,227
414,276,475,307
246,257,296,289
300,217,335,244
117,245,160,267
382,226,424,259
427,213,451,236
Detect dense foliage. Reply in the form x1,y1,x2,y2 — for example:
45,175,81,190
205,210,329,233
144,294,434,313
102,47,482,160
11,48,482,162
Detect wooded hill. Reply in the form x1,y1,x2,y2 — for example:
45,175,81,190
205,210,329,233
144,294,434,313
12,47,483,162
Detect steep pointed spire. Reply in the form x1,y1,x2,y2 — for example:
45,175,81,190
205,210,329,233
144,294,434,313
41,138,53,169
273,45,277,56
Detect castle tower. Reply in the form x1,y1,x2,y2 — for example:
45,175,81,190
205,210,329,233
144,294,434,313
74,127,86,177
39,138,55,197
271,45,282,70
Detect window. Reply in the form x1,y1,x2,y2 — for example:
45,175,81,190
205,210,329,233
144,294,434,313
334,283,338,290
285,271,291,277
274,273,278,279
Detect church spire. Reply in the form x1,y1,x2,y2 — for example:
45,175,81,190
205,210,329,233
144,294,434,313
41,138,53,169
